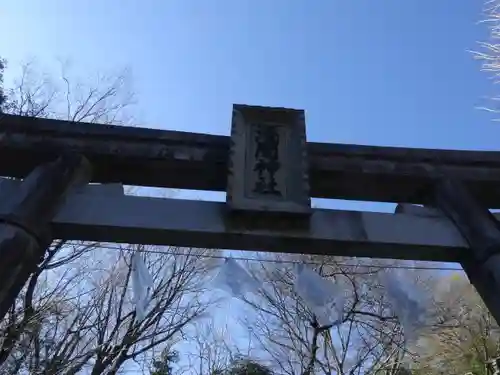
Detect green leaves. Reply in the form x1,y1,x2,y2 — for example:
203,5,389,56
150,350,179,375
218,357,273,375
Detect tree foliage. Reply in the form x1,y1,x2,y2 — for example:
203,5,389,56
2,59,135,123
221,357,273,375
236,254,414,375
0,57,6,110
411,273,500,375
150,349,180,375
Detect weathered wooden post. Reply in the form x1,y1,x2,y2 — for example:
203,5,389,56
430,178,500,324
0,153,90,321
227,104,311,217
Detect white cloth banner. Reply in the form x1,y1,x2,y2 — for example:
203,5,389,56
131,252,154,322
379,269,427,341
294,264,345,327
213,258,261,299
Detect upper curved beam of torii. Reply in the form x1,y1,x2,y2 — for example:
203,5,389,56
2,112,500,207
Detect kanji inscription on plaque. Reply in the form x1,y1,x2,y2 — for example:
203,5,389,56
226,104,311,215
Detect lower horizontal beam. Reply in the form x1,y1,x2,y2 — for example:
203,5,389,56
0,180,471,262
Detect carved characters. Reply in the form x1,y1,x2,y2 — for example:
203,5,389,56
227,104,310,215
252,124,282,197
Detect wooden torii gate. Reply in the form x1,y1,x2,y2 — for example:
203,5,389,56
1,105,500,325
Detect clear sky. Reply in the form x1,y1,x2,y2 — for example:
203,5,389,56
0,0,496,370
2,0,497,211
2,0,496,144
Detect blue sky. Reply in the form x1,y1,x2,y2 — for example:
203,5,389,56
2,0,497,213
0,0,491,371
2,0,496,145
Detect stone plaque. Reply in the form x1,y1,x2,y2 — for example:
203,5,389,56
226,104,311,215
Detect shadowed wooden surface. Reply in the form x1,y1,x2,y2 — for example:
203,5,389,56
0,180,477,262
2,114,500,206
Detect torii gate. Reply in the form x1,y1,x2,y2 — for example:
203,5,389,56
0,105,499,324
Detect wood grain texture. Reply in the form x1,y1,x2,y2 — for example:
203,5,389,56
3,113,500,206
0,180,476,262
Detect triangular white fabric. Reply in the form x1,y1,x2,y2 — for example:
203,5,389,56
213,258,260,299
379,269,427,340
294,264,345,327
131,252,154,322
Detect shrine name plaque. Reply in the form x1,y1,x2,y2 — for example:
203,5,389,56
226,104,311,216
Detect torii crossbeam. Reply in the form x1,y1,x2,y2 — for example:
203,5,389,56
3,111,500,207
1,105,500,324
